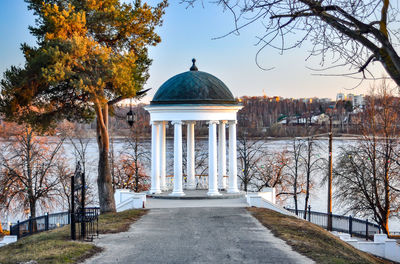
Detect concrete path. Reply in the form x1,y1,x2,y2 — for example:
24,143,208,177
85,207,313,264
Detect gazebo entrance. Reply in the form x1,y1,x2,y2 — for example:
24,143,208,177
145,60,242,196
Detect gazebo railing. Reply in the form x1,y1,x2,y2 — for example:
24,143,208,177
164,174,231,190
165,174,210,189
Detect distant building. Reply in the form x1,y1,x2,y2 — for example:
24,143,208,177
336,93,345,101
353,94,364,108
268,96,280,102
320,98,332,103
347,93,355,102
300,98,313,103
336,93,364,108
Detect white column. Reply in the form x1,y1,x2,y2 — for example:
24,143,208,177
150,121,161,194
186,121,196,190
208,120,221,196
170,121,185,196
228,120,240,193
218,121,227,190
159,121,167,191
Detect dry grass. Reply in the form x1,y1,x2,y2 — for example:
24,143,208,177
98,209,147,234
0,209,147,264
248,208,392,264
0,226,98,264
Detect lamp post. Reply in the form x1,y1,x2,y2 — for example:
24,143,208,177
126,99,135,127
327,115,333,231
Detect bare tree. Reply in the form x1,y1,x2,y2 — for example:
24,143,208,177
237,132,267,191
286,138,307,215
194,145,209,179
333,84,400,234
253,149,292,202
301,136,325,219
58,121,96,208
0,125,64,218
183,0,400,85
113,116,151,192
113,154,150,192
54,156,73,211
182,139,209,188
58,121,92,175
55,156,96,211
254,150,288,189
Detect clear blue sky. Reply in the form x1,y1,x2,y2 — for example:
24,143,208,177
0,0,388,103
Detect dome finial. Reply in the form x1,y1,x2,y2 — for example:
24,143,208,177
190,58,198,71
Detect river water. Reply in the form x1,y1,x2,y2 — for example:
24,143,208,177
2,137,400,231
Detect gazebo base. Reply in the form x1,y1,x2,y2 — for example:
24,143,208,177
148,190,244,200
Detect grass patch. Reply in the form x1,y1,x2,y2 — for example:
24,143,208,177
248,208,391,264
98,209,147,234
0,209,147,264
0,226,98,264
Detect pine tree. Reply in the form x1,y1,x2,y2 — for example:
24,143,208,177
0,0,168,212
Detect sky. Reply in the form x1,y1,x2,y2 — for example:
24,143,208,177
0,0,390,103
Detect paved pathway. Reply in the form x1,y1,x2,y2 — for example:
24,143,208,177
85,207,313,264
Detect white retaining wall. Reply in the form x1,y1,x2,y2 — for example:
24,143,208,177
0,236,17,247
114,189,147,212
246,188,295,217
335,233,400,262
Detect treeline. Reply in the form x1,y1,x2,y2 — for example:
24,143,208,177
86,97,345,137
2,94,399,139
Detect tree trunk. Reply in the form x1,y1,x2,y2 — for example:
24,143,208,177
135,166,139,192
135,139,139,192
110,134,115,193
381,214,390,235
29,198,36,218
304,182,310,220
96,103,116,213
294,174,298,215
304,139,311,220
97,142,116,213
29,198,38,232
379,48,400,86
293,139,300,216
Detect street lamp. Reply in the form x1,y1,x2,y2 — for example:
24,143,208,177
126,99,135,127
327,115,333,231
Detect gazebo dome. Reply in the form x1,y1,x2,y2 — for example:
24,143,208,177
151,59,237,105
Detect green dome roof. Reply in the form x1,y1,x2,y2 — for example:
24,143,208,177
151,59,237,105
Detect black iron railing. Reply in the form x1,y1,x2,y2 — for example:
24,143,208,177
9,207,100,241
10,211,70,239
285,207,380,240
71,207,100,241
69,163,100,241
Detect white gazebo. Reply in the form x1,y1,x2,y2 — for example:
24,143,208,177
144,59,243,196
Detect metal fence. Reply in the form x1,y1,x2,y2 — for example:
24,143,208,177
10,212,70,239
285,208,380,240
71,207,100,241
